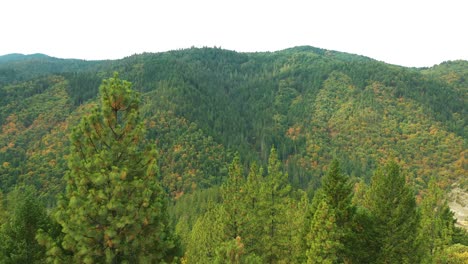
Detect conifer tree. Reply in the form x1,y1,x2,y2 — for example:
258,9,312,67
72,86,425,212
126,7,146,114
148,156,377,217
306,200,341,264
221,154,245,239
290,190,310,263
242,162,264,258
0,186,52,264
258,147,291,263
418,179,455,263
320,159,355,262
51,73,176,263
0,191,5,225
185,204,226,263
366,161,420,264
321,160,354,228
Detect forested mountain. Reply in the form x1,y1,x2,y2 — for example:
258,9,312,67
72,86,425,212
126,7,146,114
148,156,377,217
1,47,465,196
0,47,466,262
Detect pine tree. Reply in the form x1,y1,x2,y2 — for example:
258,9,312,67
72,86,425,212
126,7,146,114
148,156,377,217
290,190,310,263
306,200,341,264
185,204,227,263
0,191,5,225
242,162,264,259
321,160,354,228
213,236,251,264
418,179,455,263
221,154,245,239
366,161,420,263
51,73,176,263
319,159,355,262
0,186,52,264
258,147,291,263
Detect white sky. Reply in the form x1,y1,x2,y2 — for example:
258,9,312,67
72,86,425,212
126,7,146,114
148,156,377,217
1,0,467,67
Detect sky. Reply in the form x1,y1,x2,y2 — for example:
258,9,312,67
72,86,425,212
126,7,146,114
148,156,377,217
1,0,467,67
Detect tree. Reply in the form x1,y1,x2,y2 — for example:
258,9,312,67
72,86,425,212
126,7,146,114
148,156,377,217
321,160,354,228
241,162,264,259
289,190,310,263
418,179,455,263
366,161,420,263
221,154,245,240
306,200,341,264
319,159,355,262
50,73,176,263
0,186,53,264
258,147,291,263
185,204,226,263
0,191,6,225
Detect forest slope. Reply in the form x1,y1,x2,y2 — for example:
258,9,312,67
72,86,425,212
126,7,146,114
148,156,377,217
0,47,466,201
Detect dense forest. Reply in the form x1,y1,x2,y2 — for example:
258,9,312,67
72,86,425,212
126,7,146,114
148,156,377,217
0,47,466,263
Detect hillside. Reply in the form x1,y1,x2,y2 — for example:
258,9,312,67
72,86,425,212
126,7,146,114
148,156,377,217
1,47,467,262
0,47,466,201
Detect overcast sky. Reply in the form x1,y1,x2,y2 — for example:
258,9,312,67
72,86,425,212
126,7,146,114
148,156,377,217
1,0,467,67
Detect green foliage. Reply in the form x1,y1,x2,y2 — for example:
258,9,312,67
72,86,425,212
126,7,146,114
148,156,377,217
221,154,246,239
286,190,312,263
453,226,468,246
144,109,229,197
257,147,292,263
0,47,466,263
443,243,468,263
321,160,354,224
49,73,176,263
240,162,264,257
0,192,6,225
1,46,466,197
418,179,455,263
306,200,342,264
366,161,421,263
185,204,227,263
0,186,53,264
316,159,356,262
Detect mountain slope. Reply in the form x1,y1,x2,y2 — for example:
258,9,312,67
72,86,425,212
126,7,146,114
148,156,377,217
0,47,466,200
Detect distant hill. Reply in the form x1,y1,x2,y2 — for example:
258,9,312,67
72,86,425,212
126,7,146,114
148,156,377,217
0,53,52,63
0,46,466,202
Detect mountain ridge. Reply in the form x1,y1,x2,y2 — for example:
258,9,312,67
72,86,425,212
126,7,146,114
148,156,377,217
2,46,466,68
0,53,53,63
0,46,466,203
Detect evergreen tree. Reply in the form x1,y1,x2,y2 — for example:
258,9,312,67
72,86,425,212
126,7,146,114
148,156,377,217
185,204,226,263
366,161,420,263
289,190,310,263
306,200,341,264
213,236,260,264
258,147,291,263
242,162,264,259
319,159,355,262
51,73,176,263
0,191,5,225
321,160,354,228
221,154,245,239
418,179,455,263
0,186,52,264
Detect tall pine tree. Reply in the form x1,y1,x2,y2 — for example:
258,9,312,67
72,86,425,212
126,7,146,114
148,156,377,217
306,200,341,264
185,204,227,263
221,154,245,240
0,186,53,264
51,73,176,263
366,161,420,264
320,159,355,262
258,147,291,263
418,179,455,263
242,162,264,259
